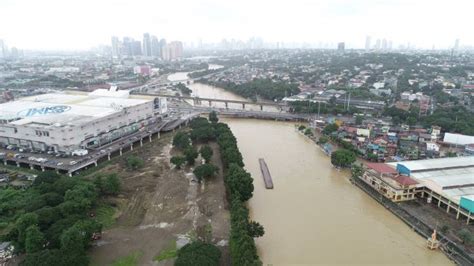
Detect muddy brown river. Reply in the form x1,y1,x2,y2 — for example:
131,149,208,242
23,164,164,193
187,81,452,265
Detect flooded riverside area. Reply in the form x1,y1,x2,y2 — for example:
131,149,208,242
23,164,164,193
88,132,230,266
224,118,453,265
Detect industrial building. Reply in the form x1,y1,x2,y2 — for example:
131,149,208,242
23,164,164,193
361,156,474,224
0,87,167,153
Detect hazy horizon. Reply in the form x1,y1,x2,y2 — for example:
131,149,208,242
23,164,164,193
1,0,473,51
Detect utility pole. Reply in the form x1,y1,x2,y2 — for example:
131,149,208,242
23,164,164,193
347,92,351,111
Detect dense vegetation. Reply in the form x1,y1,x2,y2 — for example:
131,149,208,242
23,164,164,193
173,83,192,95
202,78,299,101
215,121,263,265
331,149,357,168
0,171,119,265
175,241,221,266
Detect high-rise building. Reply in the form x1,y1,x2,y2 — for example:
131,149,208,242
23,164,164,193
375,39,381,50
337,42,345,53
162,41,183,61
151,36,160,58
365,36,371,52
454,39,460,50
142,33,152,57
111,36,120,58
131,41,142,56
382,38,387,50
0,39,4,58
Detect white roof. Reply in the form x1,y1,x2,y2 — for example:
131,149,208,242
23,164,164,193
391,156,474,172
443,132,474,146
0,90,152,126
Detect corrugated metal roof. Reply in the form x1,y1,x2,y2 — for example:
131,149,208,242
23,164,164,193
389,157,474,172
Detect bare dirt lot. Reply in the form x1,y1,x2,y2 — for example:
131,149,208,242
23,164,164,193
88,131,230,266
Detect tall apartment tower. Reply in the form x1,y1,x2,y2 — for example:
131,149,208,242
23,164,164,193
142,33,152,57
111,36,120,58
337,42,345,53
151,36,160,58
365,36,371,51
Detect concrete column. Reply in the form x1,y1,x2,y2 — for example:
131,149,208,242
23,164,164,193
437,199,441,207
447,201,450,213
68,172,72,177
41,166,45,172
130,144,134,151
225,102,228,109
119,148,123,156
209,101,212,107
456,207,461,220
242,103,245,109
149,135,152,142
94,161,98,166
260,105,263,111
3,160,6,166
108,154,111,160
140,139,143,147
158,132,161,139
467,213,471,225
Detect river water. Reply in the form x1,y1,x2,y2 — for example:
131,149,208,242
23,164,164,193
183,80,452,264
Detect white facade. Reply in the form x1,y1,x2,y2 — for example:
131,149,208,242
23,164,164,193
0,90,167,153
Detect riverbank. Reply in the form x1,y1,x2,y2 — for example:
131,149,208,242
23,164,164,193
297,125,472,265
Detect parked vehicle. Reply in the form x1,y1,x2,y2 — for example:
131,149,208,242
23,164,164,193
69,161,77,166
71,149,88,156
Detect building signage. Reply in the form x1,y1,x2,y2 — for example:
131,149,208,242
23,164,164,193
17,105,71,117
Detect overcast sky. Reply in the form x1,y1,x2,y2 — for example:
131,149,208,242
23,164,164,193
0,0,472,50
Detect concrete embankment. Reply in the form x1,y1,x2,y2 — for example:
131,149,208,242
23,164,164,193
352,177,474,266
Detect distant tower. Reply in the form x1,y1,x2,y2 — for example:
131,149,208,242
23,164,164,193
375,39,381,50
151,35,160,58
111,36,120,58
365,36,371,52
142,33,152,57
454,39,460,50
382,38,387,50
337,42,345,53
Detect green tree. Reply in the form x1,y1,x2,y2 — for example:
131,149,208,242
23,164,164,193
170,156,186,169
304,128,313,136
25,225,44,253
193,164,219,182
351,164,363,180
331,149,356,168
126,155,144,170
322,123,339,135
209,111,219,124
318,136,329,144
184,147,199,165
33,171,62,186
355,115,363,125
16,213,39,251
175,241,221,266
298,125,306,131
60,226,89,266
103,174,121,195
226,164,254,202
199,145,213,163
247,221,265,238
173,132,191,150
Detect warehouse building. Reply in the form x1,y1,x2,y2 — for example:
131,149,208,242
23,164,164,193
0,88,167,153
362,157,474,224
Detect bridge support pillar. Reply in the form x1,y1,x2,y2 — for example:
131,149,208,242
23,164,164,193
149,135,152,142
94,161,98,166
119,148,123,156
68,171,72,177
130,144,134,151
158,132,161,139
260,105,263,111
18,162,22,168
108,153,111,161
41,166,45,172
193,98,198,106
225,102,228,109
140,138,143,147
4,160,7,166
242,103,245,109
209,101,212,107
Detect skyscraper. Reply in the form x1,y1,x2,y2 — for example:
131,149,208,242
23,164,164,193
382,38,387,50
111,36,120,58
0,39,4,58
365,36,371,52
151,36,160,58
337,42,345,53
142,33,152,57
454,39,460,50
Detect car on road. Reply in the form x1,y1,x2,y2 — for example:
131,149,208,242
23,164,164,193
69,161,77,166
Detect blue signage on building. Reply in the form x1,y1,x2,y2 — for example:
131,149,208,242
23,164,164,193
17,105,71,117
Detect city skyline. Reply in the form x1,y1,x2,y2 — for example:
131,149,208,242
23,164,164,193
1,0,473,51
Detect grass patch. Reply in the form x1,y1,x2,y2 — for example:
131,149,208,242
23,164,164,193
111,250,143,266
94,203,117,229
153,241,178,262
